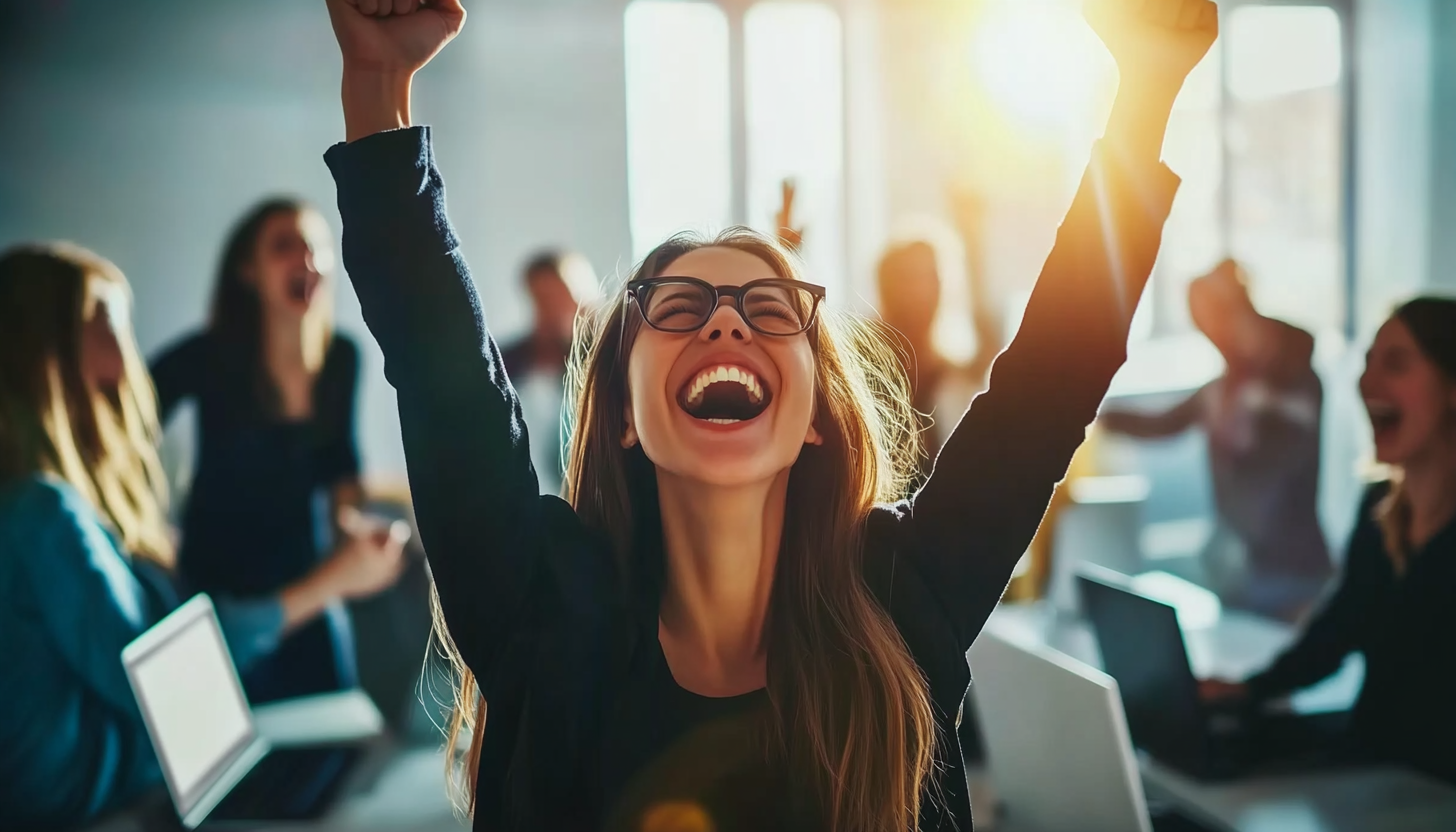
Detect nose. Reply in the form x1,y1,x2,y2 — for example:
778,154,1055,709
697,300,753,344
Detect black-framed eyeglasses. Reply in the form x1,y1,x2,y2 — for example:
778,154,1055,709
626,276,827,336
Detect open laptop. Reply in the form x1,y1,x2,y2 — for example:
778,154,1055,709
968,628,1225,832
1077,567,1343,781
121,594,371,827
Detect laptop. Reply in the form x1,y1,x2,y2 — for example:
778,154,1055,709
1076,567,1342,781
968,628,1226,832
121,594,372,827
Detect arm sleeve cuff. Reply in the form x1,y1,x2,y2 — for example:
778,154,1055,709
324,126,461,260
214,596,286,673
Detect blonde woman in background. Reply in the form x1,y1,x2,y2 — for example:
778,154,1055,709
0,244,408,830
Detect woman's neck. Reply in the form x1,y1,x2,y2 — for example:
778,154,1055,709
262,313,327,375
1401,444,1456,550
262,315,307,369
655,469,789,696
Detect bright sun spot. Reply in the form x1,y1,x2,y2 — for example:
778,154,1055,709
971,0,1114,132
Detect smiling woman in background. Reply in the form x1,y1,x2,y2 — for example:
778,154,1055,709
151,198,378,703
1203,298,1456,786
0,244,407,829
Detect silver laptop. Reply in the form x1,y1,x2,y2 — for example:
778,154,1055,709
968,626,1225,832
121,594,369,828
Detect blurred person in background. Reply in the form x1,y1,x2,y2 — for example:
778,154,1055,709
1100,259,1331,620
1201,298,1456,786
875,214,1002,486
0,244,407,830
500,250,598,495
151,198,391,703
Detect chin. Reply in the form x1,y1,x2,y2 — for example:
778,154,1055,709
672,452,799,489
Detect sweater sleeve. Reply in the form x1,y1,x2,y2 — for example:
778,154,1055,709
324,127,564,694
18,481,153,719
1245,486,1388,699
2,480,162,830
149,332,206,425
903,143,1180,649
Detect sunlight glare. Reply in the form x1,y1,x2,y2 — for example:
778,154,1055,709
970,0,1113,132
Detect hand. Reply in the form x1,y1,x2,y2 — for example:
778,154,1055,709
1198,679,1249,704
1086,0,1219,97
325,0,466,76
775,179,804,253
319,508,411,600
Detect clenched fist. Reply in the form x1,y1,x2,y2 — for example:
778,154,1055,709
326,0,466,76
1086,0,1218,92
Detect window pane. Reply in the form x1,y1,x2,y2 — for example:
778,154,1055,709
1149,44,1224,337
625,1,733,260
745,2,845,295
1227,5,1345,335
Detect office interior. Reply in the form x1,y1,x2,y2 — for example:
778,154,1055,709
2,0,1454,830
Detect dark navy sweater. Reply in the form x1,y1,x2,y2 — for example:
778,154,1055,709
324,126,1177,831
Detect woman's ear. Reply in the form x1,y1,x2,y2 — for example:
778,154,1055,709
622,405,640,449
804,421,824,446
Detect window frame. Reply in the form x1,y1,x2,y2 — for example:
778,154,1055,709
625,0,852,292
1225,0,1356,340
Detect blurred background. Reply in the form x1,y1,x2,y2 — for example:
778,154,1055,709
7,0,1456,828
5,0,1445,557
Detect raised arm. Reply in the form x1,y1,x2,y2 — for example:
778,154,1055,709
906,0,1216,646
1100,388,1204,438
321,0,561,691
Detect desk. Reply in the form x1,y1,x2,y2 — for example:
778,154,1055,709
972,602,1456,832
83,746,465,832
273,747,464,832
1143,760,1456,832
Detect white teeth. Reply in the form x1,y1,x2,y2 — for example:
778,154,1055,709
686,364,765,404
707,418,738,425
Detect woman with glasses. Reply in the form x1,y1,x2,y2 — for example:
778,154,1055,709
320,0,1215,829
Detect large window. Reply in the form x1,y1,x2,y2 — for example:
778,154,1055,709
624,1,733,261
745,2,846,289
1154,3,1348,340
625,0,847,293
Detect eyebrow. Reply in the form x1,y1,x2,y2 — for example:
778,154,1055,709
652,288,706,305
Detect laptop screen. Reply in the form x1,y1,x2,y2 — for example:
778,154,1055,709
125,596,255,811
1077,571,1209,770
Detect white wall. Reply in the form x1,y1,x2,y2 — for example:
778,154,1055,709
1355,0,1433,337
0,0,632,482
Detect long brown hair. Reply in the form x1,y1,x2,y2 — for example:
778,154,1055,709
0,243,173,566
209,198,334,412
1375,297,1456,574
434,229,938,830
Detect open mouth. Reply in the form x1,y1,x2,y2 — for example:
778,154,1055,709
286,274,317,305
678,364,772,424
1367,400,1402,437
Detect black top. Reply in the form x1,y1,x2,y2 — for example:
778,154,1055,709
150,330,362,701
603,643,809,832
1247,482,1456,784
324,126,1178,831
